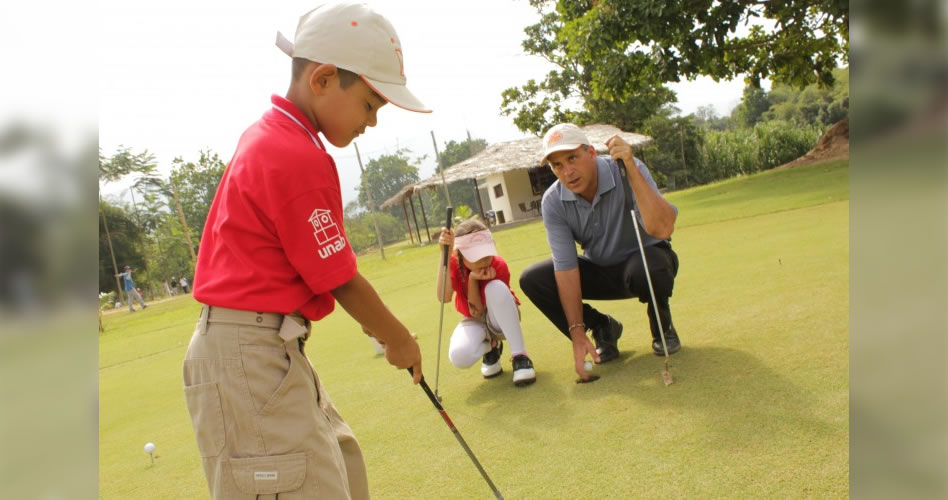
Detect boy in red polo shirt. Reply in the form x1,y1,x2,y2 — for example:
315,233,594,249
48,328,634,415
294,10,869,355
182,3,428,499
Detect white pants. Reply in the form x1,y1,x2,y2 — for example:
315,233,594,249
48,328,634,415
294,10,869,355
448,280,527,368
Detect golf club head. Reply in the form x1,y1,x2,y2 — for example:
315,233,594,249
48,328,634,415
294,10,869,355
662,360,673,386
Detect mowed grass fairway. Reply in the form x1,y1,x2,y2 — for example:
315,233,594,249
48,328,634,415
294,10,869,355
100,160,849,498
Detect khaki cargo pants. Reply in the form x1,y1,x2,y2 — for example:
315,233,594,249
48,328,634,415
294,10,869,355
183,306,369,499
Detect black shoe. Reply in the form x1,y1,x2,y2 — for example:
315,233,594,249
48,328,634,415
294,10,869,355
652,326,681,356
481,341,503,378
511,354,536,386
591,315,623,363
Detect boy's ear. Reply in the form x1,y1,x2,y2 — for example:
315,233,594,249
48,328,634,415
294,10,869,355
308,63,339,95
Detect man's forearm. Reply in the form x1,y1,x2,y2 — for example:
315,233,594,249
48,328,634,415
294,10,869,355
332,272,411,344
553,268,586,341
626,163,676,239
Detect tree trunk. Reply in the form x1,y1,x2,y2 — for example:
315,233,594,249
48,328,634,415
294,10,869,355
100,205,123,296
170,180,198,265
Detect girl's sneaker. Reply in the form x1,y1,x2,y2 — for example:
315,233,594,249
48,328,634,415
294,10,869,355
481,341,503,378
511,354,536,386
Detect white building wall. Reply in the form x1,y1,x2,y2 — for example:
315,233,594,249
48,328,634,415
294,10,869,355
502,170,541,221
485,173,511,224
483,170,543,224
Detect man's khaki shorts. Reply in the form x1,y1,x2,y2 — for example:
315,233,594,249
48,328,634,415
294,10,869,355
182,305,369,499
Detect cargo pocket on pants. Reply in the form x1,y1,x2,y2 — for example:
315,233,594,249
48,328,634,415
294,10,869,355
183,382,226,458
230,453,308,497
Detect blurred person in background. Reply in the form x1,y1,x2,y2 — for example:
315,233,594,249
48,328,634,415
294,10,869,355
115,266,147,312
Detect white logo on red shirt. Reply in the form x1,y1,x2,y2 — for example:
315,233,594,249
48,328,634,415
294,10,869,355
309,209,346,259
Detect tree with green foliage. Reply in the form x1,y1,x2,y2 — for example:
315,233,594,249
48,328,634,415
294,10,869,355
733,84,772,128
169,150,227,250
344,212,406,253
432,137,488,216
502,0,848,135
764,68,849,127
640,110,703,189
99,146,227,294
99,147,162,293
136,191,193,287
357,149,422,223
438,138,488,169
501,0,676,135
98,200,146,295
98,146,159,183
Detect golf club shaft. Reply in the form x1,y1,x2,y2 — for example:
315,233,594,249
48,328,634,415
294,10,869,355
618,160,671,360
434,207,453,399
409,368,503,499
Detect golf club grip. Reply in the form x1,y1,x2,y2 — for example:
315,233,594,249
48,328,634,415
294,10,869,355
442,206,453,264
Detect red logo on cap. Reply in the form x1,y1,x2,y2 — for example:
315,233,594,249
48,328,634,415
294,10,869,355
394,48,405,77
548,131,563,146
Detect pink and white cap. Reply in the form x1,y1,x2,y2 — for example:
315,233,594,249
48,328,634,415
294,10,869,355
276,2,431,113
454,231,498,262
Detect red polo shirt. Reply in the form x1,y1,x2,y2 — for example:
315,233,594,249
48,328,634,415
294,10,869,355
193,95,357,321
448,254,520,318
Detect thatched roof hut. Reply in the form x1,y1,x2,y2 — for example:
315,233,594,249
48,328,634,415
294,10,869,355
414,124,651,190
379,184,416,211
375,123,653,242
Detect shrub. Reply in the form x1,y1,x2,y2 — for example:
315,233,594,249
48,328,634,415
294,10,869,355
701,121,822,179
753,121,823,170
345,212,406,253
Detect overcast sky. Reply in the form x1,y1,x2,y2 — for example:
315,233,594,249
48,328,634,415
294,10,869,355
93,0,751,205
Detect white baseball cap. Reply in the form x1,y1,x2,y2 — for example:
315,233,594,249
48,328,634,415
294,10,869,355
276,2,430,113
540,123,591,164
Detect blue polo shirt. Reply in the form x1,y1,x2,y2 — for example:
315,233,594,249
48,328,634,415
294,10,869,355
541,156,677,271
120,271,135,291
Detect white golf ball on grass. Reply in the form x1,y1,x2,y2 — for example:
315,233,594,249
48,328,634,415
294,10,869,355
144,442,157,465
584,360,593,372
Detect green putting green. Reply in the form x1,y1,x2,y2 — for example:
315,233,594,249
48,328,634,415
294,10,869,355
100,159,849,498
